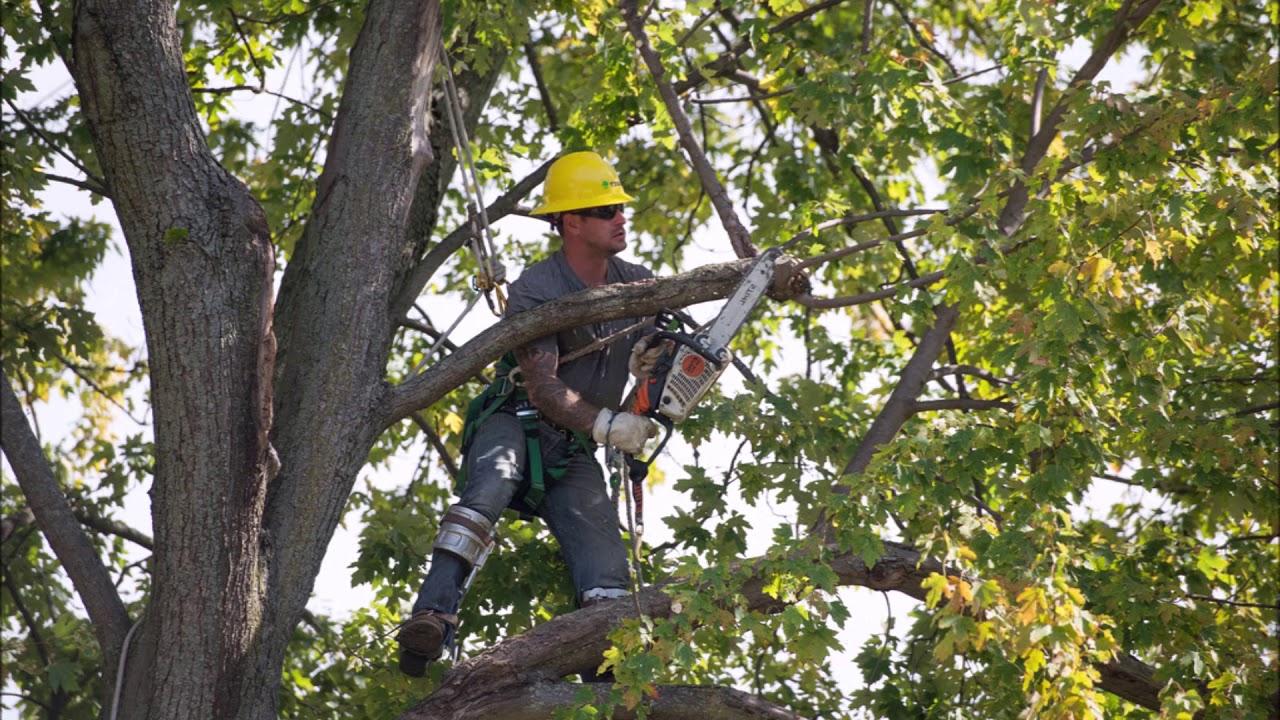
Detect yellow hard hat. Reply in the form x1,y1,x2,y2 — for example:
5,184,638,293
530,151,636,215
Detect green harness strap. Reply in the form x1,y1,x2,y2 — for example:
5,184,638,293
456,353,593,515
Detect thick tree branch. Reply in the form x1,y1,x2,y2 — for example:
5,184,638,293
393,159,553,317
262,2,447,717
400,513,1165,718
622,0,757,258
837,305,959,482
446,680,809,720
402,541,939,719
383,258,767,427
998,0,1165,235
911,399,1013,413
3,503,154,550
1,371,130,663
860,0,874,55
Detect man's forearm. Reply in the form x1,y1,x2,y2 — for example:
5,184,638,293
515,346,601,433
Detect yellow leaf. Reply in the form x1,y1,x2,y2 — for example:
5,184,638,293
441,411,464,435
1023,649,1046,689
1077,256,1112,285
1047,260,1072,277
1144,237,1165,262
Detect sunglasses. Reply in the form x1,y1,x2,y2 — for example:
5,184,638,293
568,204,624,220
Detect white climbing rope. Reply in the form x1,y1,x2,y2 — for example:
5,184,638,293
439,44,507,316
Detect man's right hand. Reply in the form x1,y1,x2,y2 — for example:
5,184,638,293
628,335,667,379
592,409,658,455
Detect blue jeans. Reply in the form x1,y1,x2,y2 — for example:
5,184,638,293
413,411,630,614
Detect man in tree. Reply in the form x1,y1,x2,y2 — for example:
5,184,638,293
397,151,664,676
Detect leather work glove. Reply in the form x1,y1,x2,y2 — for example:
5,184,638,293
592,409,658,455
628,335,667,380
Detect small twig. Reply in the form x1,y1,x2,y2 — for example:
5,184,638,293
770,0,845,36
927,364,1013,387
228,9,268,86
114,557,149,589
795,269,944,309
1224,533,1279,545
1232,402,1279,418
860,0,876,55
677,6,720,47
944,64,1003,85
231,0,344,25
411,413,459,482
886,0,959,75
4,99,108,191
56,352,148,425
188,85,331,120
689,87,795,105
1186,594,1279,611
795,228,927,270
0,692,54,713
36,170,111,198
523,41,559,131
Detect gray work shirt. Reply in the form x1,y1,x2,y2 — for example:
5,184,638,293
506,249,655,412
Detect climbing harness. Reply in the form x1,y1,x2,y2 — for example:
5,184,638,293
455,353,594,518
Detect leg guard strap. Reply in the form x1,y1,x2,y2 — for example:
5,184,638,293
434,505,496,570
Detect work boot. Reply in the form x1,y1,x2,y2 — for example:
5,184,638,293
396,610,457,677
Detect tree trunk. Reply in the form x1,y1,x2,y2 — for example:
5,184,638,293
72,1,276,717
70,0,447,716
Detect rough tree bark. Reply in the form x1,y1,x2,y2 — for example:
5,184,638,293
65,0,444,717
71,0,277,716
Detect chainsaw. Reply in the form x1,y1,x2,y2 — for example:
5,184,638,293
612,248,780,533
604,246,780,580
633,246,780,429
